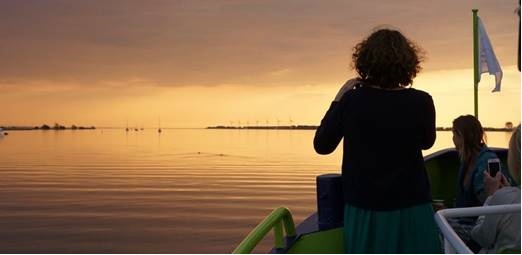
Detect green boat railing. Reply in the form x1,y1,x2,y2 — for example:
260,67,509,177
233,207,296,254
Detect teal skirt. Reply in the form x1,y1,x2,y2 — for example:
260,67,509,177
344,203,442,254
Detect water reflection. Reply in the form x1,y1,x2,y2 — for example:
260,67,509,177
0,129,512,253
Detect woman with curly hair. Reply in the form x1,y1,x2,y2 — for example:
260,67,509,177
314,28,441,253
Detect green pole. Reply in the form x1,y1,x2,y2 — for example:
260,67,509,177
473,9,479,118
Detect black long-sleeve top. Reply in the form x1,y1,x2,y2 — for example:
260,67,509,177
314,86,436,211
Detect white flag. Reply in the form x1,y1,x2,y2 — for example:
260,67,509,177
478,17,503,92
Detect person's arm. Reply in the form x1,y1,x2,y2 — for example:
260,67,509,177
313,79,357,155
474,159,492,204
471,193,503,249
313,102,344,154
421,95,436,150
474,170,488,204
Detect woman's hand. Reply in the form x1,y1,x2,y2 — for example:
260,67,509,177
483,170,509,196
334,78,360,102
500,174,510,187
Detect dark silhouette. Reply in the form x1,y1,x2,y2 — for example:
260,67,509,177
313,28,440,253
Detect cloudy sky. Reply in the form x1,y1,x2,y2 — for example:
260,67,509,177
0,0,520,128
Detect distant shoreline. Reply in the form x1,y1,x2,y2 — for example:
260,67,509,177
1,125,96,131
0,125,514,132
207,125,515,132
207,125,317,130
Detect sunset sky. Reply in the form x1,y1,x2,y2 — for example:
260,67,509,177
1,0,520,128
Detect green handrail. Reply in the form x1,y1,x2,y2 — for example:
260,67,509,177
233,207,296,254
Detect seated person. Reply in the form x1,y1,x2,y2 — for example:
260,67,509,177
450,115,515,251
452,115,514,208
471,125,521,253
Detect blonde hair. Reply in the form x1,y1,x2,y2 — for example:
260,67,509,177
508,125,521,185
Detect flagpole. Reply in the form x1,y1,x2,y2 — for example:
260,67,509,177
472,9,479,118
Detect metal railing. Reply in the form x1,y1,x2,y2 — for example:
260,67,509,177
233,207,296,254
434,204,521,253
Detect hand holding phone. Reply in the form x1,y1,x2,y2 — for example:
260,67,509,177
487,158,501,177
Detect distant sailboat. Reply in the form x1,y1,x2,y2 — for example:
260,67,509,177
158,117,162,133
125,120,129,132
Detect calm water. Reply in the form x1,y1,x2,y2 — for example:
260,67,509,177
0,129,513,253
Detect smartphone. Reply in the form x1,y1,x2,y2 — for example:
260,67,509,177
488,158,501,177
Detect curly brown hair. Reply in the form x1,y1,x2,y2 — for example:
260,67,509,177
352,28,424,89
